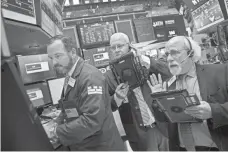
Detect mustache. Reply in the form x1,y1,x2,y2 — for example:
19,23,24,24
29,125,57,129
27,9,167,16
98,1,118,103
54,64,63,68
169,62,179,67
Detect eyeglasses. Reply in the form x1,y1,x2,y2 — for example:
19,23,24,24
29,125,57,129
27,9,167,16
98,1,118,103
165,49,187,58
48,53,65,61
110,43,128,51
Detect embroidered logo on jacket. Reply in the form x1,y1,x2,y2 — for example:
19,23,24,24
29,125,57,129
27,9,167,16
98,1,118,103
87,86,103,95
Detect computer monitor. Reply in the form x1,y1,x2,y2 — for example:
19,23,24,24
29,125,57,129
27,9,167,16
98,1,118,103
77,21,115,49
17,54,56,84
25,82,52,108
191,0,224,32
47,78,65,105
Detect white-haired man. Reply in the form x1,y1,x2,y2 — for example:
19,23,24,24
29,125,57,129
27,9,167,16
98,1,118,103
148,36,228,151
105,32,171,151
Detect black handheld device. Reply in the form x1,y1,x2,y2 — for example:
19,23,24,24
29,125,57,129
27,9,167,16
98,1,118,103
109,51,148,89
151,89,202,123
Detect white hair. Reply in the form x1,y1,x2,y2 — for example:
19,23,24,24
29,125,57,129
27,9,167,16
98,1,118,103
165,36,201,62
110,32,130,45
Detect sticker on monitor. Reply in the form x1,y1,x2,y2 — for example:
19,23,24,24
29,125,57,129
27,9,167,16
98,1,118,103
93,52,109,62
27,88,44,101
25,62,49,74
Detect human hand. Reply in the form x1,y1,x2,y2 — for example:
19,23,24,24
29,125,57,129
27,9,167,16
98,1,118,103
134,49,150,69
147,73,167,93
54,112,66,125
185,101,212,120
114,83,129,107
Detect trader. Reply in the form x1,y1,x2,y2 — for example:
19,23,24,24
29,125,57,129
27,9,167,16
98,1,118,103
105,32,171,151
47,35,125,151
148,36,228,151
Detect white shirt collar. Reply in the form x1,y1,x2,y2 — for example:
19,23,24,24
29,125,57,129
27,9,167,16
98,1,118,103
67,58,80,77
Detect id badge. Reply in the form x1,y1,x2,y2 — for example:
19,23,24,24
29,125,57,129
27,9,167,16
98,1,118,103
65,108,79,118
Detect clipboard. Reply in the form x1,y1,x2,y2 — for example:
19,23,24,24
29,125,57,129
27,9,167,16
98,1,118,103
151,89,202,123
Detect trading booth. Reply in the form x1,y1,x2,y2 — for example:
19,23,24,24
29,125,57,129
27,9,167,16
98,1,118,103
1,0,67,151
1,0,228,151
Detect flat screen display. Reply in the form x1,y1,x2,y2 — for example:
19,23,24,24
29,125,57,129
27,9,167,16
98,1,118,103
133,18,156,43
191,0,225,32
47,78,65,105
25,82,52,107
78,21,115,49
17,54,56,84
83,46,111,68
114,20,137,43
1,0,37,24
152,15,186,41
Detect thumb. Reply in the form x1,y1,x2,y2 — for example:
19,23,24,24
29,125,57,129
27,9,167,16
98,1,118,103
116,83,125,90
147,80,153,89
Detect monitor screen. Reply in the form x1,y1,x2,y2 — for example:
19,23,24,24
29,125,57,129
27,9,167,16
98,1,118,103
83,46,111,68
133,18,156,43
25,82,52,108
114,20,137,44
1,0,37,25
152,14,186,41
191,0,224,32
47,78,65,105
77,21,115,49
17,54,56,84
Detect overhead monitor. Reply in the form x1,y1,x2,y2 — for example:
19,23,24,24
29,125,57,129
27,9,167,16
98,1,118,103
47,78,65,105
182,0,208,11
25,82,52,108
133,18,156,43
63,26,80,48
152,14,186,41
17,54,56,84
114,19,137,44
191,0,225,32
1,0,37,25
77,21,116,49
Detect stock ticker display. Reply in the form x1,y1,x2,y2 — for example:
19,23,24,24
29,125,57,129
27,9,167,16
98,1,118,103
1,0,37,24
191,0,225,32
78,21,115,49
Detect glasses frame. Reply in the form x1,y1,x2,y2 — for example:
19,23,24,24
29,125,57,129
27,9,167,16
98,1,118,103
110,43,129,51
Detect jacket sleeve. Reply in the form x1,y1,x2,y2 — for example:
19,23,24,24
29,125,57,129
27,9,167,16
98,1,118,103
149,58,172,81
104,72,118,112
209,63,228,129
56,71,106,146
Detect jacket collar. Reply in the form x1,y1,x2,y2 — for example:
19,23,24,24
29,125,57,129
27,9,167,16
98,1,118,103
64,58,85,98
70,57,85,79
195,63,208,101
